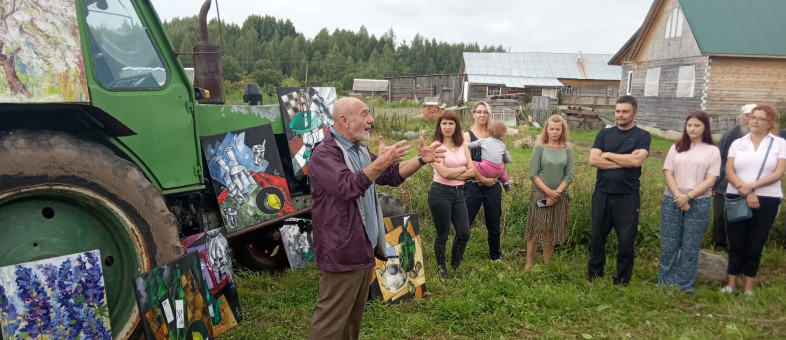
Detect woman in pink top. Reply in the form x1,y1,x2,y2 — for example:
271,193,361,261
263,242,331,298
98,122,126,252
659,110,720,293
428,110,477,279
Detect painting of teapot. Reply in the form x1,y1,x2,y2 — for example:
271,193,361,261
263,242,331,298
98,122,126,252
375,262,408,294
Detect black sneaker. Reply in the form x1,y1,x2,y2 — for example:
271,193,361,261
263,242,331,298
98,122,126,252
438,267,448,279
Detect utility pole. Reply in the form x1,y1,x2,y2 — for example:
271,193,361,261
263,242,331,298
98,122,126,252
305,61,309,85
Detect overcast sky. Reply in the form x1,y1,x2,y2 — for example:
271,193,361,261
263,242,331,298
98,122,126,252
150,0,653,55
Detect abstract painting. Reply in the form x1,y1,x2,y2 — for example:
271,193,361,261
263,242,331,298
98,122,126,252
133,252,215,340
0,250,111,339
368,214,426,303
180,229,241,336
201,124,295,233
0,0,89,103
279,218,315,269
277,87,337,183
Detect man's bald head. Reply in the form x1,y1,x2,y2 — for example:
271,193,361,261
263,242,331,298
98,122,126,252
332,97,365,122
332,97,373,143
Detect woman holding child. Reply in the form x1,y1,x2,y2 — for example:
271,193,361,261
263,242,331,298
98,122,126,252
428,110,476,279
658,110,720,293
525,115,574,269
463,101,504,262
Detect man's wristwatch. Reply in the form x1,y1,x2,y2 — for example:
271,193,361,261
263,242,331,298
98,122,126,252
417,154,426,165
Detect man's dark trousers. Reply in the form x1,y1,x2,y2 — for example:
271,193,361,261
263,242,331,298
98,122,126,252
588,190,640,285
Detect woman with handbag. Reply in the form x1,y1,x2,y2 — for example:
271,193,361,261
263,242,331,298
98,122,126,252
658,110,720,293
723,105,786,296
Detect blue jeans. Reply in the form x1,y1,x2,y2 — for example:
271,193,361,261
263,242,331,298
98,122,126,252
464,181,502,260
658,196,711,292
429,182,471,269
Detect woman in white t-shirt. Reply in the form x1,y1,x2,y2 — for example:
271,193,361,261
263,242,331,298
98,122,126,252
659,110,720,293
722,105,786,296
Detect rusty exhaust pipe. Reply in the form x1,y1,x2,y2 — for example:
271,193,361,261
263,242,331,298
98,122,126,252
193,0,225,104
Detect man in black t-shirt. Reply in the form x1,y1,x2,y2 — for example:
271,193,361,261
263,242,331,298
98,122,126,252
587,95,651,285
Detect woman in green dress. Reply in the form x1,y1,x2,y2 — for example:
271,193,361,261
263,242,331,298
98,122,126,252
525,115,574,270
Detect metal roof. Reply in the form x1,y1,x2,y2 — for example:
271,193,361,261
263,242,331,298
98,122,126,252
462,52,621,81
467,75,564,88
352,79,389,91
679,0,786,56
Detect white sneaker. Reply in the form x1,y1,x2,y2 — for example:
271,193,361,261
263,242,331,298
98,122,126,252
743,290,755,297
720,286,734,294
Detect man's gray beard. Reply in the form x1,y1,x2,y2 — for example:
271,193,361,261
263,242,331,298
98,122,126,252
740,124,749,134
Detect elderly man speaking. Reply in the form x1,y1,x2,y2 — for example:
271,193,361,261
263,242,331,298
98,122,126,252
307,97,445,340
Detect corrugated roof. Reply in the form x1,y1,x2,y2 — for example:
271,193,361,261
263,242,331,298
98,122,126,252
467,75,564,88
352,79,388,91
462,52,621,81
679,0,786,56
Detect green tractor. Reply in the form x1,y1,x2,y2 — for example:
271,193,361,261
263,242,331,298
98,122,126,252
0,0,309,338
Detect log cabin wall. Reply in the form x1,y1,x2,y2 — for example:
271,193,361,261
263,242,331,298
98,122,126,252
705,56,786,117
386,74,465,103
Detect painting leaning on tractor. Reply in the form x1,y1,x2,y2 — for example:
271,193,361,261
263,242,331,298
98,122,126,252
0,0,314,338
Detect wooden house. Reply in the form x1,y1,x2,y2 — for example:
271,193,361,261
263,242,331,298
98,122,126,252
459,52,621,108
610,0,786,132
351,79,389,99
384,74,465,104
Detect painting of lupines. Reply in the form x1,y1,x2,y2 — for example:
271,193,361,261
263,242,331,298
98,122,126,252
0,250,112,339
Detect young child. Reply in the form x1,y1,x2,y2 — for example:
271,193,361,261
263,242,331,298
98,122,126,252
467,121,512,191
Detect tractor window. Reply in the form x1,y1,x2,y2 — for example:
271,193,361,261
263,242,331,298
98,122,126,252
84,0,167,89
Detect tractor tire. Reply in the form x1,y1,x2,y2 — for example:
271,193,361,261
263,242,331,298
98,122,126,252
0,131,183,340
232,227,289,272
378,192,410,217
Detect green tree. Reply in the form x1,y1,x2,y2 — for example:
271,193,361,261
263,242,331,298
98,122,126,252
280,76,301,87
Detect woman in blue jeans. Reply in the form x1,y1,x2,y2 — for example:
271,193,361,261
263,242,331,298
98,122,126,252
659,110,720,293
462,101,503,261
428,110,476,279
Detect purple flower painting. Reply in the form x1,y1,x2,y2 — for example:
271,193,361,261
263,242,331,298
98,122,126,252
0,250,112,339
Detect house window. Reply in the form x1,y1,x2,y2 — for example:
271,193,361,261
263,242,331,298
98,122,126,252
509,87,518,91
606,86,614,97
644,68,660,97
487,86,501,96
565,84,573,95
676,65,695,97
664,8,684,39
626,71,633,95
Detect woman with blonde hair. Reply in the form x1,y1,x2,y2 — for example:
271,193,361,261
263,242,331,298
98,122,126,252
463,101,504,261
525,115,574,269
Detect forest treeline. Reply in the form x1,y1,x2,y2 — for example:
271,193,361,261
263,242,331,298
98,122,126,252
163,15,504,94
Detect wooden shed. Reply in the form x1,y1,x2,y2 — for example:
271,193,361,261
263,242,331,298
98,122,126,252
352,79,389,99
610,0,786,133
384,74,465,104
459,52,621,108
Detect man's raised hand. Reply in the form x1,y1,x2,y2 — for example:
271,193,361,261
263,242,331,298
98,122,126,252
417,136,446,164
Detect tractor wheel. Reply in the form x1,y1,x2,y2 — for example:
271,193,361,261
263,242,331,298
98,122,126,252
0,131,183,340
232,227,289,272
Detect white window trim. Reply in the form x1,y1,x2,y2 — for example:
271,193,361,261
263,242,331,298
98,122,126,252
626,71,633,95
565,84,573,95
676,65,695,98
645,68,660,97
487,86,501,96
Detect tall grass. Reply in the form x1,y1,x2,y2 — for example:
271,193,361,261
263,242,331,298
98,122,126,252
220,117,786,339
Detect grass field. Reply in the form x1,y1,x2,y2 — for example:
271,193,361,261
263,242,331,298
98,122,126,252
221,116,786,339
